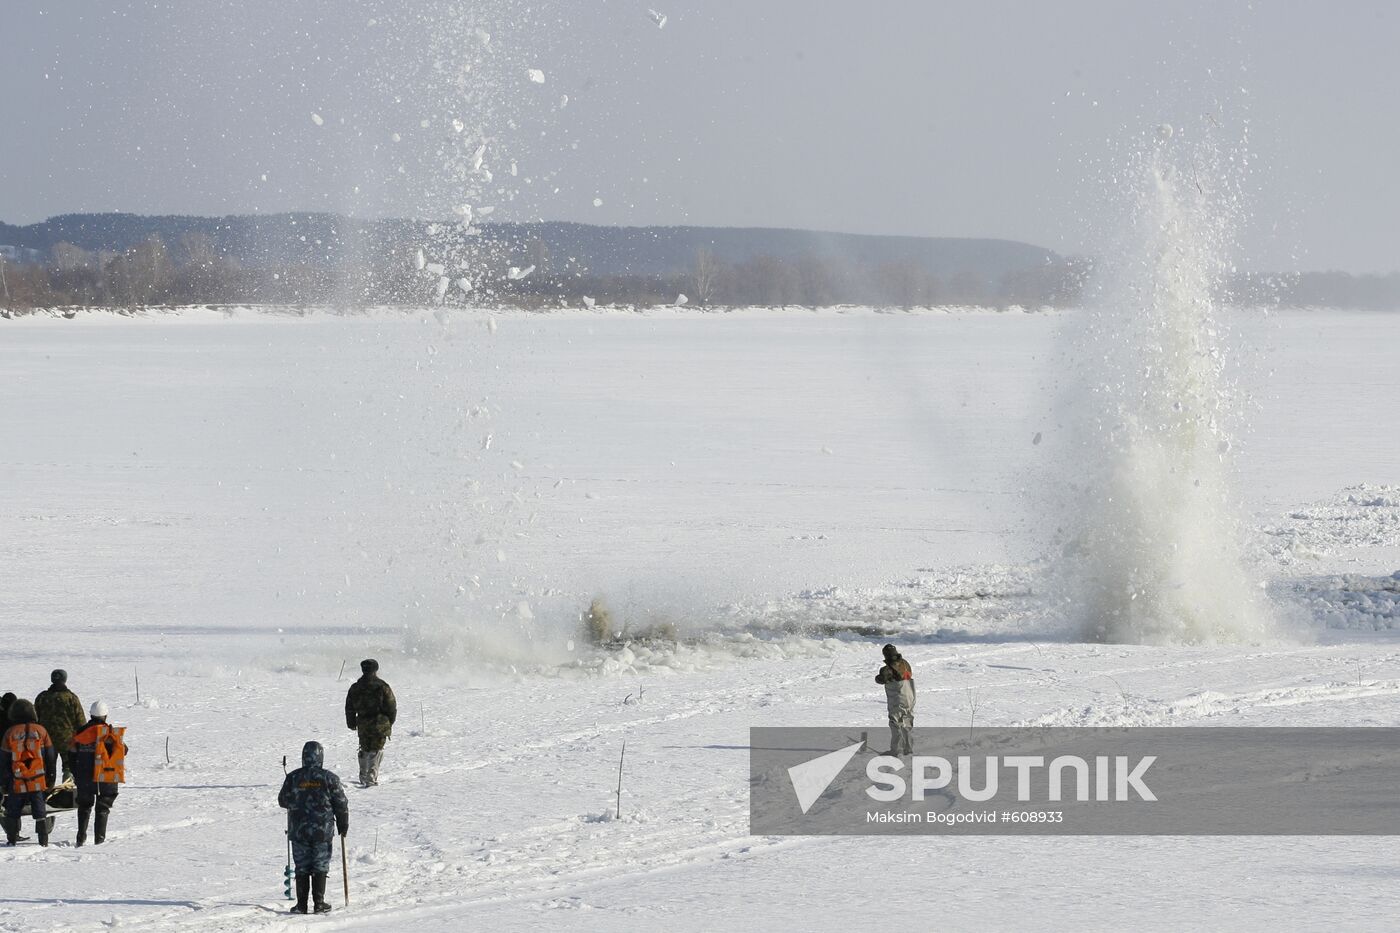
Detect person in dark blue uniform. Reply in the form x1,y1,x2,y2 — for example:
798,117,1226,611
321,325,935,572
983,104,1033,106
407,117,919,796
277,741,349,914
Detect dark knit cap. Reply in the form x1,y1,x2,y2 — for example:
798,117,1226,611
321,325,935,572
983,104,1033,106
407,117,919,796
51,669,67,685
361,659,379,674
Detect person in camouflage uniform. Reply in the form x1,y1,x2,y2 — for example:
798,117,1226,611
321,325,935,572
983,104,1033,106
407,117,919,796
278,740,349,915
34,670,84,781
344,659,396,787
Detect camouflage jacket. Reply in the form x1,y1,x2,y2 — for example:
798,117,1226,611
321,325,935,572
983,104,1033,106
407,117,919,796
278,743,349,842
33,685,85,749
345,675,397,732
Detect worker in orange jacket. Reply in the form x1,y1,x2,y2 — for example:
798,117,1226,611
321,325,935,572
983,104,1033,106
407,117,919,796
69,700,127,847
1,699,58,846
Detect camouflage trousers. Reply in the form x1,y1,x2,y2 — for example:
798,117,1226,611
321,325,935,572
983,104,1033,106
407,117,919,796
356,721,389,753
291,838,333,875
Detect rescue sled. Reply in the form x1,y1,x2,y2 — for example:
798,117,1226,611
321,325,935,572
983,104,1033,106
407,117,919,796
9,779,77,839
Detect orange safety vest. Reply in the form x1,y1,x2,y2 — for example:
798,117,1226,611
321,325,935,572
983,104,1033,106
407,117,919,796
4,724,53,793
73,723,127,784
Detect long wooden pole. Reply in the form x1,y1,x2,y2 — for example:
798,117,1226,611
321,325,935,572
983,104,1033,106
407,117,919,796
616,741,626,819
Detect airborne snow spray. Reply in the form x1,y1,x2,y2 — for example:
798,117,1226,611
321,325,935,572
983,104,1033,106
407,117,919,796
1055,123,1272,644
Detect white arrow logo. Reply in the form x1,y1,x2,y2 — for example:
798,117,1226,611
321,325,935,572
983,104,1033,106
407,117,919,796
788,741,865,814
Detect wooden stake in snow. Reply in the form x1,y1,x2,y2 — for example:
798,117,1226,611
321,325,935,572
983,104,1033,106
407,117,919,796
616,740,626,820
420,702,426,735
338,660,347,682
165,736,171,764
135,668,141,705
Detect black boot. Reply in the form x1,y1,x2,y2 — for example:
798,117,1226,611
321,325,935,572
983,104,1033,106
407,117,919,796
312,873,332,913
291,874,310,913
94,811,108,845
36,820,49,847
1,816,18,846
76,809,90,847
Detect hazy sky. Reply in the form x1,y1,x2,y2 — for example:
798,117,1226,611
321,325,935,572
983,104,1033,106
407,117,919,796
2,0,1396,272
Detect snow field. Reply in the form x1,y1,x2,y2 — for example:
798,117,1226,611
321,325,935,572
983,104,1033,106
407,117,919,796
0,307,1398,930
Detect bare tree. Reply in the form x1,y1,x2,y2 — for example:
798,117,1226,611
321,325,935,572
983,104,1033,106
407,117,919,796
51,242,95,272
878,259,923,310
131,235,174,305
692,247,720,305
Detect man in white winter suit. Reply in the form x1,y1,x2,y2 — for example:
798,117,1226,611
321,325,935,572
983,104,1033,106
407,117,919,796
874,643,915,756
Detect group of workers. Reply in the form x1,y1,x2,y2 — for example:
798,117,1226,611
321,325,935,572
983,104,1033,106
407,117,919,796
1,670,126,847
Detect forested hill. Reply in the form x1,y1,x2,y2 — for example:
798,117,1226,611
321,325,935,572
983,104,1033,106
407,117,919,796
0,213,1055,280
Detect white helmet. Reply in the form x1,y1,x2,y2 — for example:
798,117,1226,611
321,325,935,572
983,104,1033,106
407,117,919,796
90,700,109,719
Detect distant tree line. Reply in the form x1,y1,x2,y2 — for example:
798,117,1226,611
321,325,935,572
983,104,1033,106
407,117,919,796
2,235,1396,313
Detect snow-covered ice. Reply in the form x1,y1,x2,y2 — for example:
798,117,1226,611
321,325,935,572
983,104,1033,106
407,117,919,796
0,307,1397,931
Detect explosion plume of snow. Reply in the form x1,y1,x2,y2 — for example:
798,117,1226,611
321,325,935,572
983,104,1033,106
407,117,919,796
1056,125,1273,645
